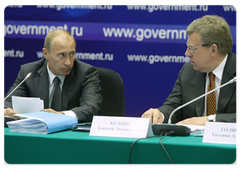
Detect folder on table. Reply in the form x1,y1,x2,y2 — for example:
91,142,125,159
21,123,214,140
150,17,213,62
7,112,78,134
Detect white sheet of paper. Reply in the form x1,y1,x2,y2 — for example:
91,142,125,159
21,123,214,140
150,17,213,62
185,125,205,132
12,96,44,114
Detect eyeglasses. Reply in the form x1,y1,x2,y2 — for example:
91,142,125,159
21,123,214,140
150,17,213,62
187,44,210,53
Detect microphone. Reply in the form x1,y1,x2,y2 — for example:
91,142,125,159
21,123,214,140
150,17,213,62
152,77,236,136
4,72,32,101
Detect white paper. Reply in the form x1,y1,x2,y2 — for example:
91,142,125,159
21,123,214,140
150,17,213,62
185,125,205,133
186,125,205,137
7,118,48,134
12,96,44,114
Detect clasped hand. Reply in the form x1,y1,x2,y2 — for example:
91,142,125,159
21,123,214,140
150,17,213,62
42,109,64,115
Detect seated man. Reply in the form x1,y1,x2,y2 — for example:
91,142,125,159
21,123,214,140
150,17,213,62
141,15,236,125
4,29,103,123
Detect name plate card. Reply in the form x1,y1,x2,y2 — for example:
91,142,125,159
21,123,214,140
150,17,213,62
203,122,236,145
89,116,153,138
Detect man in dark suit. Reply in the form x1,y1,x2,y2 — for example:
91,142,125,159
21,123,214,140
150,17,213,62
4,30,102,123
141,15,236,125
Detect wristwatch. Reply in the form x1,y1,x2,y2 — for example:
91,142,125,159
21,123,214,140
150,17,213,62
208,115,215,122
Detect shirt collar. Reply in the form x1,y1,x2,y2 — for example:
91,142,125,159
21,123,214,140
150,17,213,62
207,54,228,80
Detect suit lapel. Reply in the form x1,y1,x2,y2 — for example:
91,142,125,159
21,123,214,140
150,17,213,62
61,68,76,110
35,61,49,108
218,53,236,113
193,72,206,117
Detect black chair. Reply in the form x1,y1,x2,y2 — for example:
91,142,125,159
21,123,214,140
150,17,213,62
96,67,125,116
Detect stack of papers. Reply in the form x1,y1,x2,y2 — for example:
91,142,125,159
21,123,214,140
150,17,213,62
6,96,78,134
7,112,78,134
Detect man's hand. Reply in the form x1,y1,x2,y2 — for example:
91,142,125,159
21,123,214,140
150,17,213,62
4,108,18,119
176,116,208,126
43,108,64,115
141,108,164,124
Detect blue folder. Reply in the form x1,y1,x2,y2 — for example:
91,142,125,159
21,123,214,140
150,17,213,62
7,112,78,134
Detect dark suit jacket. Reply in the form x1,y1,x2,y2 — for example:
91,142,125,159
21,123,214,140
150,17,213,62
159,53,236,123
4,58,103,123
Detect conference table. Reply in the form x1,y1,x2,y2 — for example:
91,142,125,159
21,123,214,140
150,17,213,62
4,127,236,164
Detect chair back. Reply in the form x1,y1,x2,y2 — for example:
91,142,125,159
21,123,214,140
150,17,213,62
96,67,125,116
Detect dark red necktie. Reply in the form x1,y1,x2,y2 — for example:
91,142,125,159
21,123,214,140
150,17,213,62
207,72,216,115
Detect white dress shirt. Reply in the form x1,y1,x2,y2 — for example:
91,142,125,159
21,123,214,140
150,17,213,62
203,54,228,116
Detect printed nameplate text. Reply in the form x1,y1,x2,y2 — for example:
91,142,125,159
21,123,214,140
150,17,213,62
90,116,153,138
203,122,236,145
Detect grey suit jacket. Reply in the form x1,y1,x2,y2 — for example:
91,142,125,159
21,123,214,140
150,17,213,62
159,53,236,123
4,58,103,123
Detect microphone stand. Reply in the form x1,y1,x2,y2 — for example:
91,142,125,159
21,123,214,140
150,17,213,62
152,77,236,136
4,72,32,101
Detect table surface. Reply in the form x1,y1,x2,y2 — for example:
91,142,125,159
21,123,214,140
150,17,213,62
4,128,236,164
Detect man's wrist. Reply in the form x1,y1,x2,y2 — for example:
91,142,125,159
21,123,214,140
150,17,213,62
62,110,78,120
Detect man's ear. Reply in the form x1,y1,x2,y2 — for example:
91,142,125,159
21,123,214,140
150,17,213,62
42,48,48,60
210,44,218,56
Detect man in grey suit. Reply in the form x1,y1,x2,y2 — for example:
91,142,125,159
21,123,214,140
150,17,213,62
4,30,102,123
142,15,236,125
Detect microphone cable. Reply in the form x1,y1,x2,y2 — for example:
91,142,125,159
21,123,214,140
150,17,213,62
128,131,174,164
128,136,155,164
158,131,174,164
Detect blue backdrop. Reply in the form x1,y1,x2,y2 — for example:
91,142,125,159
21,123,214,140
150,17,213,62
4,5,236,117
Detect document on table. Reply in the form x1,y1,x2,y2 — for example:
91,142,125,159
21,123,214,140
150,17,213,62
7,112,78,134
12,96,44,113
186,125,205,136
7,96,78,134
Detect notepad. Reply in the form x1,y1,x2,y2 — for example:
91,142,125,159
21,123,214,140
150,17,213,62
7,112,78,134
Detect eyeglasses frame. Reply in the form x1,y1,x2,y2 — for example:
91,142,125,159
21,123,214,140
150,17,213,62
187,44,210,53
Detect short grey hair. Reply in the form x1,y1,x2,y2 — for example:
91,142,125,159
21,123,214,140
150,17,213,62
186,15,233,55
44,30,76,51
